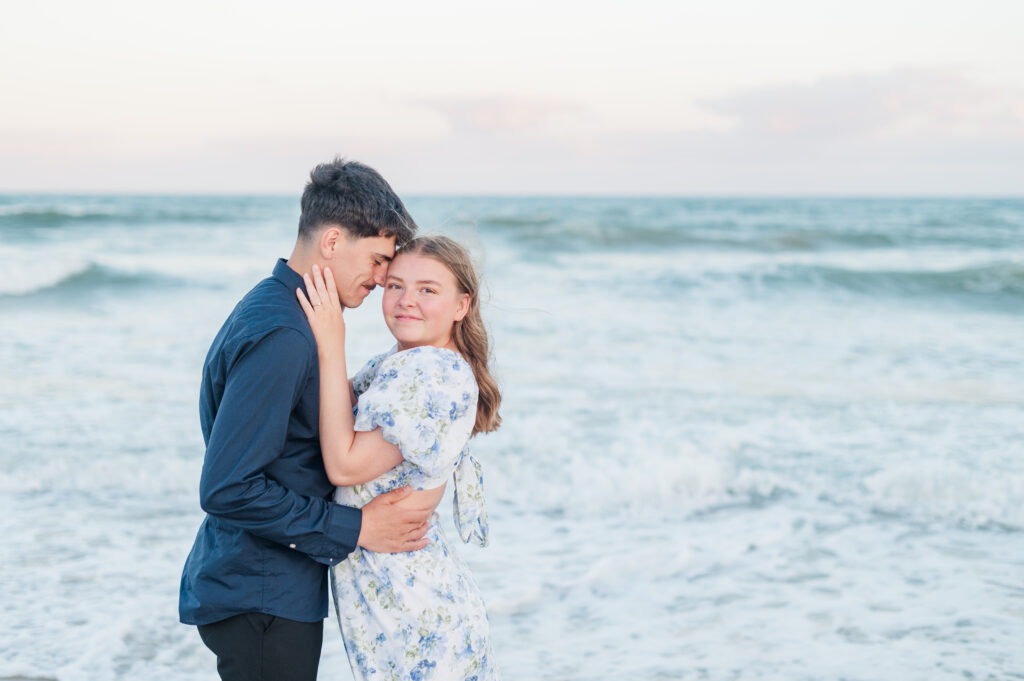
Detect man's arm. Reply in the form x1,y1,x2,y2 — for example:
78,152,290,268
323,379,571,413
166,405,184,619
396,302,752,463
199,328,428,562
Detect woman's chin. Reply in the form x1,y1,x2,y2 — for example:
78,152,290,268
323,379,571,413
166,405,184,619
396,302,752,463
386,326,449,350
390,334,421,349
393,339,450,352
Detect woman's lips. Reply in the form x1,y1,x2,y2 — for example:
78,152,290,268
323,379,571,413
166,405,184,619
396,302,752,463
394,314,421,321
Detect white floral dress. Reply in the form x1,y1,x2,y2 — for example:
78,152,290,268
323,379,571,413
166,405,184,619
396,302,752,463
331,346,496,681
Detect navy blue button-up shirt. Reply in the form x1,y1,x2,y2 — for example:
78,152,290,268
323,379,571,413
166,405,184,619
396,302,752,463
179,259,361,625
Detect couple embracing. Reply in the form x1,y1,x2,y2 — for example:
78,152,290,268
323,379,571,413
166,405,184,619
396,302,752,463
179,158,500,680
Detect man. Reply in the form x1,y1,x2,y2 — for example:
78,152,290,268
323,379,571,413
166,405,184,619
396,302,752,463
180,158,430,680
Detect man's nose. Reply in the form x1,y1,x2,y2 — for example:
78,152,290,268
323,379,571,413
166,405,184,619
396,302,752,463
372,265,388,286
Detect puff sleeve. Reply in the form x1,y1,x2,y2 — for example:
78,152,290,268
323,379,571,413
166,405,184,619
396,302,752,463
353,347,478,490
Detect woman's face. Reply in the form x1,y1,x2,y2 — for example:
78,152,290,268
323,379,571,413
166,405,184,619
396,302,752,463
382,253,470,351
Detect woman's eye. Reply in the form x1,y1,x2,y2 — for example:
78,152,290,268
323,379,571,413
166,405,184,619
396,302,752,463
421,287,436,294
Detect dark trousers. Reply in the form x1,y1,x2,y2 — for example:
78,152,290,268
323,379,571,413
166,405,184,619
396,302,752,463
198,613,323,681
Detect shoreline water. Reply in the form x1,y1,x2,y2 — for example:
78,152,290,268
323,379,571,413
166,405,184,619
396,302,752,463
2,194,1022,679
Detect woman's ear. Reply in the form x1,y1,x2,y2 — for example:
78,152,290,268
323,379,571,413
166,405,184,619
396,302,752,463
454,293,470,322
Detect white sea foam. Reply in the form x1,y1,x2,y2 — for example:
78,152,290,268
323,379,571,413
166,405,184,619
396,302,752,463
864,461,1024,529
0,251,93,296
2,195,1023,680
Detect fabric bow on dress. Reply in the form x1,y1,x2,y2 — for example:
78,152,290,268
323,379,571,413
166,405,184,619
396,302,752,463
452,448,489,547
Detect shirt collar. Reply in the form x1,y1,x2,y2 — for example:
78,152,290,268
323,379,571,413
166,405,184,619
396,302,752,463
272,258,305,294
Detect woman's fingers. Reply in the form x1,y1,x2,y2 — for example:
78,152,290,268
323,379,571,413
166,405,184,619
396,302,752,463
324,266,341,311
311,264,330,303
302,273,323,308
301,266,345,324
296,287,315,319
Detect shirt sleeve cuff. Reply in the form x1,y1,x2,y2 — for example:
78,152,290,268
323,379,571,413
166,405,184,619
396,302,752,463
306,502,362,566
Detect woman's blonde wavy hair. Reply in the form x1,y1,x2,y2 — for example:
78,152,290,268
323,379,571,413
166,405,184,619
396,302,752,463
398,235,502,435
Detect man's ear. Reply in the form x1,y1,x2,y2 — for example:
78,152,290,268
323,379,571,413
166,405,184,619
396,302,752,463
320,226,343,259
454,293,470,322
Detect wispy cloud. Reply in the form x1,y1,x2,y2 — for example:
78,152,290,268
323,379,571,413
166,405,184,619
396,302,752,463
703,68,1024,140
2,69,1023,194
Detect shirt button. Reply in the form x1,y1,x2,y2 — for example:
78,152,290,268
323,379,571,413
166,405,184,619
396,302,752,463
289,543,296,549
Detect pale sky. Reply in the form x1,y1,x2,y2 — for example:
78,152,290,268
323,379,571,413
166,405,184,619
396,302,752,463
1,0,1022,194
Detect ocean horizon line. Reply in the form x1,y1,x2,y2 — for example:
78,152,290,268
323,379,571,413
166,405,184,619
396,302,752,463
2,190,1024,201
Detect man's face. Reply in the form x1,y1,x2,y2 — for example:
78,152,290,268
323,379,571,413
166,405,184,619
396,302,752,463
330,234,397,308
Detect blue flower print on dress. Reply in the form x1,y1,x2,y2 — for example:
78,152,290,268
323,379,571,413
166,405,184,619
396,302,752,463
410,659,437,681
331,346,497,681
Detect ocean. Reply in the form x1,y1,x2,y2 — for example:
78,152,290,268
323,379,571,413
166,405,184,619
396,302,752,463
1,194,1022,680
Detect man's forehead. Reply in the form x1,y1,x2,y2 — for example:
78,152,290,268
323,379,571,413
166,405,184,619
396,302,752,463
353,233,396,259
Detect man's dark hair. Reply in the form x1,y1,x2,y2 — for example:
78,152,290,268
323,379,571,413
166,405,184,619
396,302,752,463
298,158,417,245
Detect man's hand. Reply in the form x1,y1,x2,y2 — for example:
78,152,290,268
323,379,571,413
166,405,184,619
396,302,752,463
358,486,432,553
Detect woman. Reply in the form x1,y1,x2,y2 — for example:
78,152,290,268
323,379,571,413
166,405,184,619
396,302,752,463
296,236,501,681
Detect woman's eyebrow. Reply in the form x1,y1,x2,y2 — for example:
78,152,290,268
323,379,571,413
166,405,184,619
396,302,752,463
385,276,443,286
